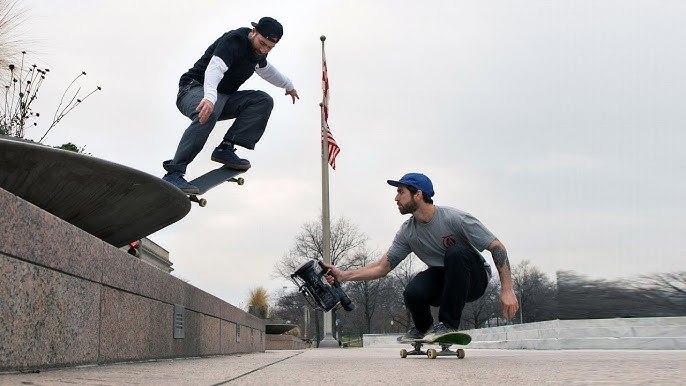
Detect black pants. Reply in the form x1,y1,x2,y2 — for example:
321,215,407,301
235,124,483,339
403,246,489,332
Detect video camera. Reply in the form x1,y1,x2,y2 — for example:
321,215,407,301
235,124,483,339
290,260,355,312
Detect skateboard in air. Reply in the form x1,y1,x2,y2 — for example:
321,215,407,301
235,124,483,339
186,165,246,207
399,332,471,359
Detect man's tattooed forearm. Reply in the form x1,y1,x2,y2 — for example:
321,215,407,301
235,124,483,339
491,245,511,270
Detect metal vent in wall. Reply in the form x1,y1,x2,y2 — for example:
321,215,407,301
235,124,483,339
174,304,185,339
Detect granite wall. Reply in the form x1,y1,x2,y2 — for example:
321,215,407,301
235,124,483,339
0,187,264,372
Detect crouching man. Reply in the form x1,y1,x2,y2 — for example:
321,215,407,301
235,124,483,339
325,173,519,340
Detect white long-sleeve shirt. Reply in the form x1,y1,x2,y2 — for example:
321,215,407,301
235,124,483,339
203,55,294,104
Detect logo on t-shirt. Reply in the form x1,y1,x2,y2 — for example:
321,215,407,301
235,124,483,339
442,235,456,248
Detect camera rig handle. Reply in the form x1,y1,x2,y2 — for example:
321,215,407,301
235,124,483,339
317,260,342,288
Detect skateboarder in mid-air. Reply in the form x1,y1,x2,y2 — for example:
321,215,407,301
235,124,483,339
162,17,299,194
325,173,519,341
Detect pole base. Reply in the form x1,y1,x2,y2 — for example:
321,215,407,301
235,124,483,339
318,333,340,348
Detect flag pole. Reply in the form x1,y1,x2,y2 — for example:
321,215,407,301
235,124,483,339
319,34,338,348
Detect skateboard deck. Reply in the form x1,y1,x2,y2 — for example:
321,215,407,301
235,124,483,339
0,136,190,248
399,332,471,359
186,165,246,207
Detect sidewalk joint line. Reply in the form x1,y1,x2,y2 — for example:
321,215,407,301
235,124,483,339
211,351,305,385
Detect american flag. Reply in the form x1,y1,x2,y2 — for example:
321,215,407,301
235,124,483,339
322,43,340,169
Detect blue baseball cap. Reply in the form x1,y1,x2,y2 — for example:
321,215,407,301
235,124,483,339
387,173,434,197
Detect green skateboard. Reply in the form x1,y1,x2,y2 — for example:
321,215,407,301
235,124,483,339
399,332,471,359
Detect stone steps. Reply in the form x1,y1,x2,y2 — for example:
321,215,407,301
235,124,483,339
464,317,686,349
363,317,686,350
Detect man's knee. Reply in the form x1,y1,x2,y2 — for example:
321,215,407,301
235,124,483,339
403,285,418,304
403,280,426,305
250,90,274,112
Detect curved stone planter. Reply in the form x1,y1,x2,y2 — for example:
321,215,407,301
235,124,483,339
0,136,190,247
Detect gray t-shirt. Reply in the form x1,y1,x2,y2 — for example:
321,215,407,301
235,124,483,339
387,206,494,278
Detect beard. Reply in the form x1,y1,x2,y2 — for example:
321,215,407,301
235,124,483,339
398,198,418,215
248,35,265,58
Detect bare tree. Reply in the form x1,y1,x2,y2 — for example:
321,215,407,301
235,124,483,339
461,277,501,329
633,271,686,309
270,289,319,341
557,270,686,319
386,254,423,331
273,215,369,279
555,271,675,320
512,260,558,323
273,215,369,343
344,247,396,334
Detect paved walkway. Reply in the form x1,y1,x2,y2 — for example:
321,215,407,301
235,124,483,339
2,348,685,385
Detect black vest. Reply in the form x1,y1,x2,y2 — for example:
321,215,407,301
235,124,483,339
179,27,267,94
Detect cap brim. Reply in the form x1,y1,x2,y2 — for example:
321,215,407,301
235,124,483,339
387,180,402,187
251,22,258,28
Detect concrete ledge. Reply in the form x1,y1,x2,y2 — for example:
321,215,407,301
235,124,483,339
0,188,265,372
363,317,686,350
266,335,311,350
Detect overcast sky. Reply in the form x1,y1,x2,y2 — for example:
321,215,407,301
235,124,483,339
16,0,685,307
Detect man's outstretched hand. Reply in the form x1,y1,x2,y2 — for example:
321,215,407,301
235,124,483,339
500,288,520,320
286,89,299,104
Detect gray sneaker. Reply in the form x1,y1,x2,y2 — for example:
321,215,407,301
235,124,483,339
398,326,427,342
424,322,459,341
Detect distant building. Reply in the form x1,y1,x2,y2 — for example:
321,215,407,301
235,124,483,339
120,237,173,273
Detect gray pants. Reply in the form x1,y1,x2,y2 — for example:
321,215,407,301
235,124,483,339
163,81,274,174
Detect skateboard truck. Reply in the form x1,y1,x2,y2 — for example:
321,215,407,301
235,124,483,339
188,195,207,207
400,341,465,359
399,332,470,359
188,176,244,207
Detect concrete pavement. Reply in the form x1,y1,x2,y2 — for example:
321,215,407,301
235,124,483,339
2,348,685,385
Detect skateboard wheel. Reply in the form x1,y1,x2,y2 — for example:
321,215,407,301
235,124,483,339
199,198,207,207
427,348,437,359
400,349,407,358
236,177,244,185
456,349,465,359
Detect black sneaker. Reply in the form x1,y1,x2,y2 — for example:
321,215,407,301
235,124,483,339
163,171,200,194
424,322,459,341
398,326,427,342
211,143,251,170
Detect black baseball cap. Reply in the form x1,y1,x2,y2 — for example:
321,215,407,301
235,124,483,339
251,17,283,43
